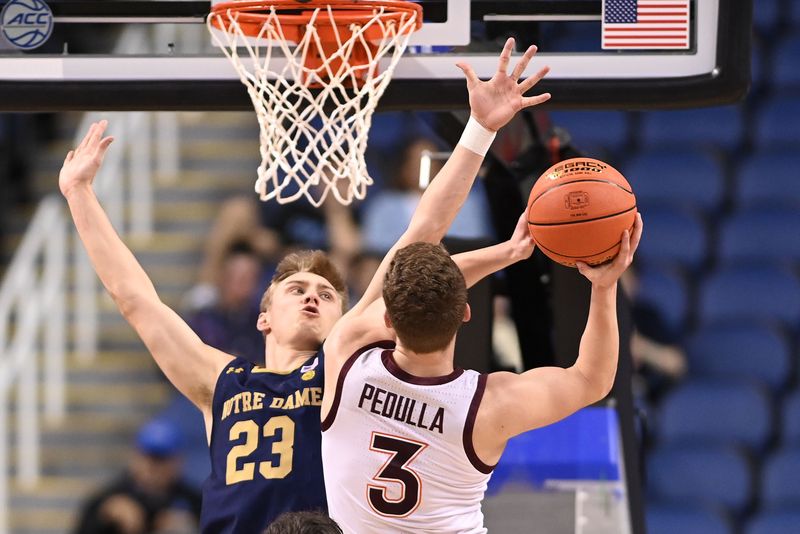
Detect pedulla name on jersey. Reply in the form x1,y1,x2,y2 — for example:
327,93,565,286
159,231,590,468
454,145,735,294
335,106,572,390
358,383,445,434
220,387,323,422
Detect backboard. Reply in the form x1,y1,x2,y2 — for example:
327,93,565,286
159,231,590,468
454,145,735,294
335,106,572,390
0,0,751,111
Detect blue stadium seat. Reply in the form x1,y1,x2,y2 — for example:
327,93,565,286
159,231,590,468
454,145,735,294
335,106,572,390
367,112,415,151
158,394,211,489
698,264,800,328
773,33,800,90
753,0,780,35
735,149,800,208
686,324,792,392
634,207,708,271
718,207,800,264
792,0,800,29
648,445,753,513
781,391,800,445
755,94,800,148
647,504,732,534
640,106,744,151
624,148,725,212
549,110,629,156
762,448,800,508
658,380,773,451
746,511,800,534
635,264,690,339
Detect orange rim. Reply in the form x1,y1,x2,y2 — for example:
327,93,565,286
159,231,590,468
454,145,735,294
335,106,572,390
209,0,423,35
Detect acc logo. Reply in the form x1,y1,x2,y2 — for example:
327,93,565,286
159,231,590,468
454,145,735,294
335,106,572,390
1,0,53,50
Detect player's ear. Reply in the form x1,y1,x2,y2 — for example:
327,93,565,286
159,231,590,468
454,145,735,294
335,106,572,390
257,311,271,334
463,303,472,323
383,310,393,330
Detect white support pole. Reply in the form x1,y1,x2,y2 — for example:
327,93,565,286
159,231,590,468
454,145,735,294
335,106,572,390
0,389,8,534
44,208,66,422
15,302,40,490
129,112,153,240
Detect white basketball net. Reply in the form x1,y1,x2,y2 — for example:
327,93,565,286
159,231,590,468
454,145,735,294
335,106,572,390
208,4,420,206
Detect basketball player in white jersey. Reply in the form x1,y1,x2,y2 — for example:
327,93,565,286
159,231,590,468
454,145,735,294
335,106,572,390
320,94,644,533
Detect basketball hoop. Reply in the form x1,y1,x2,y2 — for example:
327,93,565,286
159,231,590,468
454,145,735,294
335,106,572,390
208,0,423,206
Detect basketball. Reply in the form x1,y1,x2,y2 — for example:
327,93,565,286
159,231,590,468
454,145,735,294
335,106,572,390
527,158,637,267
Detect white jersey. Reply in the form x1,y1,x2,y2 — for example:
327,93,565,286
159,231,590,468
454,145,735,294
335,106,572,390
321,342,494,533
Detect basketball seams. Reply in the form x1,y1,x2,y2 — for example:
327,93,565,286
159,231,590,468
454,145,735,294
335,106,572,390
528,178,634,208
528,205,637,227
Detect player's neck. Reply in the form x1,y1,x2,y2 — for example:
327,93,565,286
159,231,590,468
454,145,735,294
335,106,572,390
392,344,455,378
263,340,317,372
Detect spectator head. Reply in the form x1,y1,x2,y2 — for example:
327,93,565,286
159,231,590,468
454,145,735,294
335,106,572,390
389,137,443,192
218,241,262,311
264,511,342,534
130,419,184,496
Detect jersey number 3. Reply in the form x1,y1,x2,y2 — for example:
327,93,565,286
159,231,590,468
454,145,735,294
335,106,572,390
367,432,428,518
226,416,295,485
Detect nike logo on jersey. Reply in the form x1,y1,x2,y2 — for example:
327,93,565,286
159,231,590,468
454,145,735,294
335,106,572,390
358,383,445,434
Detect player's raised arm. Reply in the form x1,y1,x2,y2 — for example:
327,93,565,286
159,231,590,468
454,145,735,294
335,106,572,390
350,38,550,314
452,212,535,289
60,121,233,417
476,214,643,460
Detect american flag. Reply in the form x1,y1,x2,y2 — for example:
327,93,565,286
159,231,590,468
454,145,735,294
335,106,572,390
602,0,690,50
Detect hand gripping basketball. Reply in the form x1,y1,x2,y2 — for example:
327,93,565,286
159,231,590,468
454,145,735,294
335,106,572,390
457,37,551,132
576,213,644,290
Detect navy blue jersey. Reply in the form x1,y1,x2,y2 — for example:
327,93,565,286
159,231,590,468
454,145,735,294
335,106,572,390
200,351,327,534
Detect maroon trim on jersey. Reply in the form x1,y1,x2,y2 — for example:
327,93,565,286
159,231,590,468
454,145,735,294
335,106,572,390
463,373,495,474
381,350,465,385
321,340,396,432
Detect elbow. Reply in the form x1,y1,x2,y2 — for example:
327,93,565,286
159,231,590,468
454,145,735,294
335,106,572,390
573,365,616,406
406,216,448,244
116,292,156,322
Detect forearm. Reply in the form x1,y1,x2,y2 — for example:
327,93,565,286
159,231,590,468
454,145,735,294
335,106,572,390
406,143,486,242
452,241,520,289
65,185,159,309
573,285,619,401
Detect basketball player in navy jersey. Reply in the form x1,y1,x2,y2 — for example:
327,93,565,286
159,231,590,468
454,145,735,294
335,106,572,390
59,38,550,533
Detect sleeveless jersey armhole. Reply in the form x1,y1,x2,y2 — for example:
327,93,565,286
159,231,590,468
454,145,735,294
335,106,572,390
462,373,496,474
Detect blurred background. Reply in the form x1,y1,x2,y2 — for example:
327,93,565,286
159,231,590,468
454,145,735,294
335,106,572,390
1,0,799,533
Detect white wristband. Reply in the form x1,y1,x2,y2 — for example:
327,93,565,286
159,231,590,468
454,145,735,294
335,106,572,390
457,116,497,157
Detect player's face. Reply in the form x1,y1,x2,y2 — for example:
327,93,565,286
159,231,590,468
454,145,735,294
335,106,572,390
262,272,343,348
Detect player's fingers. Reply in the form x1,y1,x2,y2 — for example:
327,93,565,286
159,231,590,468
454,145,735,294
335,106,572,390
519,66,550,93
496,37,515,76
65,150,74,163
575,261,590,276
616,229,631,266
98,136,115,154
456,63,479,86
89,119,108,147
521,93,552,108
510,45,537,81
629,213,644,255
77,123,97,150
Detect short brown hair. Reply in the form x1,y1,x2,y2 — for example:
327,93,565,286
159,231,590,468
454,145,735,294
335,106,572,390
383,242,467,353
264,510,342,534
260,250,348,313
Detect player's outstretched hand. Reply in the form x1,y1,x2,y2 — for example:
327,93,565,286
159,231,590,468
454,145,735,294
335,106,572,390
456,37,550,132
509,211,536,262
59,120,114,197
576,213,643,290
